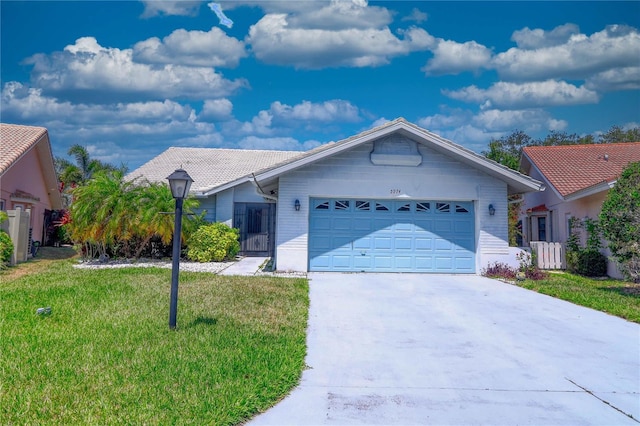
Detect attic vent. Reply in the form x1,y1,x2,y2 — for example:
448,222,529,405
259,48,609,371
370,136,422,166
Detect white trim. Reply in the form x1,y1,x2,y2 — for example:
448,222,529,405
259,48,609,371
563,180,615,201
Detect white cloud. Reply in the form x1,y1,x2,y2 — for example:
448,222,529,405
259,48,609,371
370,117,391,128
511,23,580,49
133,27,247,68
416,107,568,151
402,8,428,23
444,80,599,109
422,39,492,75
25,37,248,102
270,99,361,123
246,12,433,69
140,0,202,17
585,66,640,92
286,0,393,30
417,110,472,130
199,99,233,121
240,110,274,135
493,25,640,81
238,136,322,151
236,99,363,135
472,109,567,132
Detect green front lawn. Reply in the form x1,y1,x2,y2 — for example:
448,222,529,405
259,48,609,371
514,272,640,323
1,252,309,425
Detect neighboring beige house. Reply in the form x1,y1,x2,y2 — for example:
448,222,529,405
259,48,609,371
519,142,640,277
0,123,63,257
129,118,544,274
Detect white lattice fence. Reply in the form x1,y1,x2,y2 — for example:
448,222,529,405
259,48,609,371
530,242,565,270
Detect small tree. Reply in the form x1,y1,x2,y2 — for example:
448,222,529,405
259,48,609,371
0,211,13,268
600,161,640,282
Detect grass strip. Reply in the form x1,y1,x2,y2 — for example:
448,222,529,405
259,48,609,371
514,272,640,323
1,254,309,425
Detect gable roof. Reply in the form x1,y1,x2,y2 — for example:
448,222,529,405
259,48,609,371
126,147,302,194
252,118,544,195
129,118,545,197
0,123,62,209
521,142,640,200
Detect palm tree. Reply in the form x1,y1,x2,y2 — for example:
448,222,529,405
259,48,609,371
68,172,200,259
56,145,127,190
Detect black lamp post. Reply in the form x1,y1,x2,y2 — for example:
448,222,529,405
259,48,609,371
166,168,194,330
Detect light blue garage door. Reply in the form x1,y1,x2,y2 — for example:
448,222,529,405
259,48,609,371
309,198,475,273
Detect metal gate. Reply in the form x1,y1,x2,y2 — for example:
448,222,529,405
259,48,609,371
233,203,276,256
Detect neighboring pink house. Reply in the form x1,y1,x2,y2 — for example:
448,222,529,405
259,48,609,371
519,142,640,277
0,123,63,245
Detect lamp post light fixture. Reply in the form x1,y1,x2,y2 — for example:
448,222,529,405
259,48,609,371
166,168,194,330
488,204,496,216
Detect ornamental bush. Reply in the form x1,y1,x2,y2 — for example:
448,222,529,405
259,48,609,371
600,161,640,282
574,250,608,277
0,232,13,268
187,222,240,263
0,212,12,268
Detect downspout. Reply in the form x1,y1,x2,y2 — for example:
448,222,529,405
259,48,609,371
251,174,277,201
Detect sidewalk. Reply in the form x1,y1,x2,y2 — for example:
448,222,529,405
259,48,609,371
219,256,269,276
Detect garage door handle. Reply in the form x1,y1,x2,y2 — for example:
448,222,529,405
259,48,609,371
361,252,366,256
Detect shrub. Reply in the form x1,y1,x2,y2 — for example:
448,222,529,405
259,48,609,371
516,250,548,280
600,161,640,283
482,262,517,280
0,231,13,268
574,249,608,277
187,223,240,262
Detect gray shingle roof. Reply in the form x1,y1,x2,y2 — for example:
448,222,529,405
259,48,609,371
126,147,303,193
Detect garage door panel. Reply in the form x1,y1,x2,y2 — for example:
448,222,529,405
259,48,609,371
311,217,332,231
332,255,352,268
353,256,371,269
333,217,352,230
434,220,453,232
415,237,433,250
394,256,413,269
455,256,475,271
434,238,454,251
394,237,412,250
309,198,475,273
435,256,454,270
393,222,413,232
353,236,372,250
373,255,393,269
354,219,373,231
414,256,433,270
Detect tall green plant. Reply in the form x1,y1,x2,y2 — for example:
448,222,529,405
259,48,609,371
68,173,200,259
600,161,640,282
0,212,13,268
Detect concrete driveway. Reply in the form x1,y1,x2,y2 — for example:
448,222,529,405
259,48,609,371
249,273,639,425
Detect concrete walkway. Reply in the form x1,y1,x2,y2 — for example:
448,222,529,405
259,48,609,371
219,256,268,275
249,273,640,425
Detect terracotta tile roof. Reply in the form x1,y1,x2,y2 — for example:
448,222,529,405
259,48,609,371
0,123,48,175
126,147,303,192
522,142,640,198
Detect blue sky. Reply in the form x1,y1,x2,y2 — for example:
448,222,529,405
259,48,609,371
2,1,639,171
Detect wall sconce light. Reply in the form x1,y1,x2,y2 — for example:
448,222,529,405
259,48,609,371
488,204,495,216
294,199,301,211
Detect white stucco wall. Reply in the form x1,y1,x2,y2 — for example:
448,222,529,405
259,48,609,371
274,141,511,273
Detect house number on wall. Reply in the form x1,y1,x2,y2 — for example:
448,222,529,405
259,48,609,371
390,189,401,195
